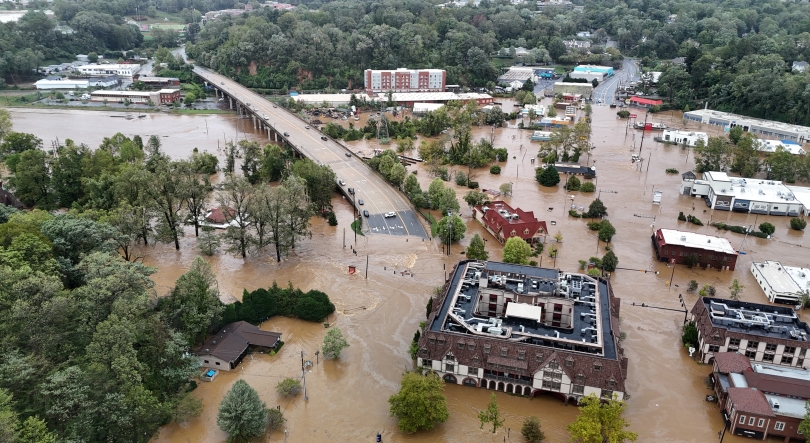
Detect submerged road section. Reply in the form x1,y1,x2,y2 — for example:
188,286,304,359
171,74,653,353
192,66,428,239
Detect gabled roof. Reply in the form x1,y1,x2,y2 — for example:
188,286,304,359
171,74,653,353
206,206,236,224
714,352,751,374
681,171,696,180
197,321,281,363
727,387,775,417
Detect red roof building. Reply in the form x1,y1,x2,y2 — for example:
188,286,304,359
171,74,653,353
628,96,663,108
206,206,236,224
473,201,548,244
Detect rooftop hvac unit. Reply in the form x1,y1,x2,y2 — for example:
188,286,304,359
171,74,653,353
680,236,687,241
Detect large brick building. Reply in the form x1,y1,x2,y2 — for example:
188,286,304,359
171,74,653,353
473,201,548,244
417,260,628,404
364,68,446,94
690,297,810,367
652,228,739,270
711,352,809,441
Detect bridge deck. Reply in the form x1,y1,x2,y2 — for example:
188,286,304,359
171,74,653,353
194,66,428,239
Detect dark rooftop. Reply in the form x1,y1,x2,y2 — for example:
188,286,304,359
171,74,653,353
430,260,617,360
701,297,810,341
198,321,281,363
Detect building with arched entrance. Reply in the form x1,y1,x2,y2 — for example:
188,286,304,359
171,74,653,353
417,260,628,405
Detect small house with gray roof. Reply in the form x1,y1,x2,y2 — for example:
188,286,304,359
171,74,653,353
197,321,281,371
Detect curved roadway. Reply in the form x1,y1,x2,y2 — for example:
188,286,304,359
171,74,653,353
593,58,639,105
193,66,428,239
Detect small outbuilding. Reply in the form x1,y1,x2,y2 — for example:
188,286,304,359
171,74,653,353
197,321,281,371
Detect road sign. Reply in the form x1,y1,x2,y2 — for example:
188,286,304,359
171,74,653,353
630,114,637,118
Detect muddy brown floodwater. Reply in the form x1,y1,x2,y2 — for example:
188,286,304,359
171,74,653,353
7,101,810,443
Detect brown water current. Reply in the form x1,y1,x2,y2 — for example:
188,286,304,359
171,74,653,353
8,102,810,443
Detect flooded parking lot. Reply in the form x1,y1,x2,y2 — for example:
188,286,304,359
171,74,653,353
7,100,809,442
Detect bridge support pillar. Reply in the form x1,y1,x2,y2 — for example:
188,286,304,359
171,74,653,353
229,96,233,110
253,115,257,130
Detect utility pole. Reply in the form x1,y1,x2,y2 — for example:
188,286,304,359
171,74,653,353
638,111,648,155
365,254,369,279
300,350,308,401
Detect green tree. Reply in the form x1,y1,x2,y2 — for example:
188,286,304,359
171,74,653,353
766,147,796,182
566,175,581,191
463,190,487,208
693,137,729,173
388,371,450,434
0,108,12,143
585,198,608,218
602,250,619,272
759,222,776,236
567,394,637,443
158,256,223,346
437,214,466,245
217,380,268,442
729,279,745,300
219,175,256,258
8,149,52,208
522,416,545,442
18,415,57,443
598,220,616,243
276,378,302,397
466,234,489,260
0,389,19,443
87,51,98,63
291,158,336,212
536,165,560,187
503,237,532,265
478,393,505,433
681,321,698,347
0,132,42,156
322,327,349,359
178,161,212,237
259,144,286,182
172,393,203,424
791,218,807,231
142,158,185,250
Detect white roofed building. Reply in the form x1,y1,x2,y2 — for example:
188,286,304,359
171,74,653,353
683,109,810,144
682,171,805,216
756,139,807,156
660,129,708,147
751,261,810,304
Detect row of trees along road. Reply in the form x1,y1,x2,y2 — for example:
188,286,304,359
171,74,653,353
1,127,337,261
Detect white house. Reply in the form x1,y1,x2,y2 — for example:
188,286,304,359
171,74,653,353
661,129,708,147
751,261,810,304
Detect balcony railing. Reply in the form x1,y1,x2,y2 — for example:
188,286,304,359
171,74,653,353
484,374,532,386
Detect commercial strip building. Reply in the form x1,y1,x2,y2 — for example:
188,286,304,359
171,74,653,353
690,297,810,366
34,75,120,90
134,76,181,89
90,89,181,104
472,201,548,244
197,321,281,371
573,65,613,77
710,352,809,441
683,109,810,145
651,228,738,270
569,69,608,83
76,63,141,79
659,129,708,147
417,260,628,403
364,68,446,94
628,96,663,108
751,261,810,305
680,171,805,216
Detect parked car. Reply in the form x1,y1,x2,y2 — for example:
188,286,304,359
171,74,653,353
348,187,355,195
358,199,364,205
305,125,310,129
321,136,328,141
345,152,351,157
363,210,369,217
338,180,346,186
272,104,277,108
283,132,290,137
384,212,396,218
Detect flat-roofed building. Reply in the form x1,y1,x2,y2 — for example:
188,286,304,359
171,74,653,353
497,66,538,88
659,129,708,147
652,228,738,270
135,76,181,89
710,352,810,441
682,171,805,216
690,297,810,366
364,68,446,94
683,109,810,145
756,139,807,156
90,89,180,104
552,82,594,98
751,261,810,304
76,63,141,79
418,260,628,404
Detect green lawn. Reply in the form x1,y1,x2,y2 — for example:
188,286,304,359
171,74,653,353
351,220,364,236
424,212,439,237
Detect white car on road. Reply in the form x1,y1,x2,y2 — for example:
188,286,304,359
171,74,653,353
384,212,396,218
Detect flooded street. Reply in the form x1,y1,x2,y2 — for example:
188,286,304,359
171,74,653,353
8,100,810,442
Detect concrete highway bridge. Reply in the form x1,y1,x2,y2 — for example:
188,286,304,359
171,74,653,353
193,66,428,239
